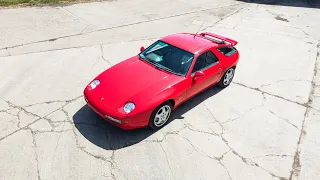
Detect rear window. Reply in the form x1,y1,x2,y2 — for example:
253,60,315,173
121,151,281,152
217,46,237,56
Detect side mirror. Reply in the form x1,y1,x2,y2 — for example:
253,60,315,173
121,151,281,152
140,46,145,52
194,71,204,78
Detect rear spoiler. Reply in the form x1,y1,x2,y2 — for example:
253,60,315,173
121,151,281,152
199,32,238,46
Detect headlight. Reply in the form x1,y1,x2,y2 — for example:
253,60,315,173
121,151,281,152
90,80,100,89
124,102,135,113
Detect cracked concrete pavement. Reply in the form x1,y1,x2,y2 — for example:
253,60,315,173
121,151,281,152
1,0,320,179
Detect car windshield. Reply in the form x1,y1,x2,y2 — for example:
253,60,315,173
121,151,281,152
139,40,194,76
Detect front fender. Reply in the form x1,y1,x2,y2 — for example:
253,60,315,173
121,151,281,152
123,87,176,125
145,87,176,110
130,87,176,115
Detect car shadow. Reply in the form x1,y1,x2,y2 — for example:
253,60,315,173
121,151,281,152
236,0,320,8
73,85,223,150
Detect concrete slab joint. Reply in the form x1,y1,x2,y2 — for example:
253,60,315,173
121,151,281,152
0,0,320,180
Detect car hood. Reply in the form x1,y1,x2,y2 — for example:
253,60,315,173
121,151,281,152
93,56,182,110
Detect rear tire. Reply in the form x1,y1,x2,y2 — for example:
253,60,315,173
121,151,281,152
148,101,173,130
218,67,235,88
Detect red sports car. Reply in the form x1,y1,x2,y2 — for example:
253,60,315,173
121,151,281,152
84,32,239,130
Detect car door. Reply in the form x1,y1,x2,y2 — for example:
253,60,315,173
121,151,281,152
187,50,222,98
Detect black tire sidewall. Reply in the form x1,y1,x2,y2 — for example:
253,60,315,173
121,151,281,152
148,101,173,129
219,67,235,88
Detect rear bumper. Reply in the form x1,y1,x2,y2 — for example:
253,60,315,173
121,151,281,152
84,94,150,130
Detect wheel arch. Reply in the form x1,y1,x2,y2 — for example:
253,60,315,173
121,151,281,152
167,99,175,108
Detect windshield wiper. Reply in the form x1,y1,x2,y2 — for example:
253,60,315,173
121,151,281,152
154,64,182,76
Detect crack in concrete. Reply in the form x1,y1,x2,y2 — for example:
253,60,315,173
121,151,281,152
2,5,315,180
265,8,312,40
33,129,72,133
178,133,234,180
202,4,247,32
223,93,266,124
0,118,39,141
16,110,23,128
159,143,175,179
289,41,320,180
180,135,222,160
163,116,286,179
0,96,83,142
268,109,299,130
216,150,234,180
28,128,42,180
108,151,118,180
0,63,314,180
89,174,114,180
233,82,309,108
2,110,18,119
2,108,19,117
182,121,220,137
250,154,294,159
231,150,288,180
100,44,111,65
60,108,73,123
80,24,94,35
0,45,90,58
45,117,56,129
69,125,113,169
60,7,94,27
106,146,129,180
58,109,121,179
145,90,289,179
0,3,244,52
181,121,287,180
0,88,297,180
259,79,312,90
108,152,124,180
145,125,188,143
203,103,224,135
291,25,311,38
1,37,158,58
180,135,233,180
217,149,231,161
23,100,68,108
0,108,9,113
226,42,320,180
0,11,316,179
57,115,112,166
1,98,43,119
220,161,234,180
5,48,11,56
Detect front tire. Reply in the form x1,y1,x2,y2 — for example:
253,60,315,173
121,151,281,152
148,102,173,129
218,67,235,88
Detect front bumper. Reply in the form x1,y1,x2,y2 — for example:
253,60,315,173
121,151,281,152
84,95,150,130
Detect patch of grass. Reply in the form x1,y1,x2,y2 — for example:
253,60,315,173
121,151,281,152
0,0,94,7
0,0,29,6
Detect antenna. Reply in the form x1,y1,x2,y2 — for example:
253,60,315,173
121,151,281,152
194,22,204,38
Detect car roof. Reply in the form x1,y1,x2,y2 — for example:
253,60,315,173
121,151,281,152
160,33,218,54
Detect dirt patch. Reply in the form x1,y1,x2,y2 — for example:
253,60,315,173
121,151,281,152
0,0,114,8
275,15,289,22
292,151,301,178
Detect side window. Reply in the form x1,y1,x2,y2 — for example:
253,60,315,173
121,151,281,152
217,46,237,56
192,51,218,73
192,53,206,73
206,51,218,64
